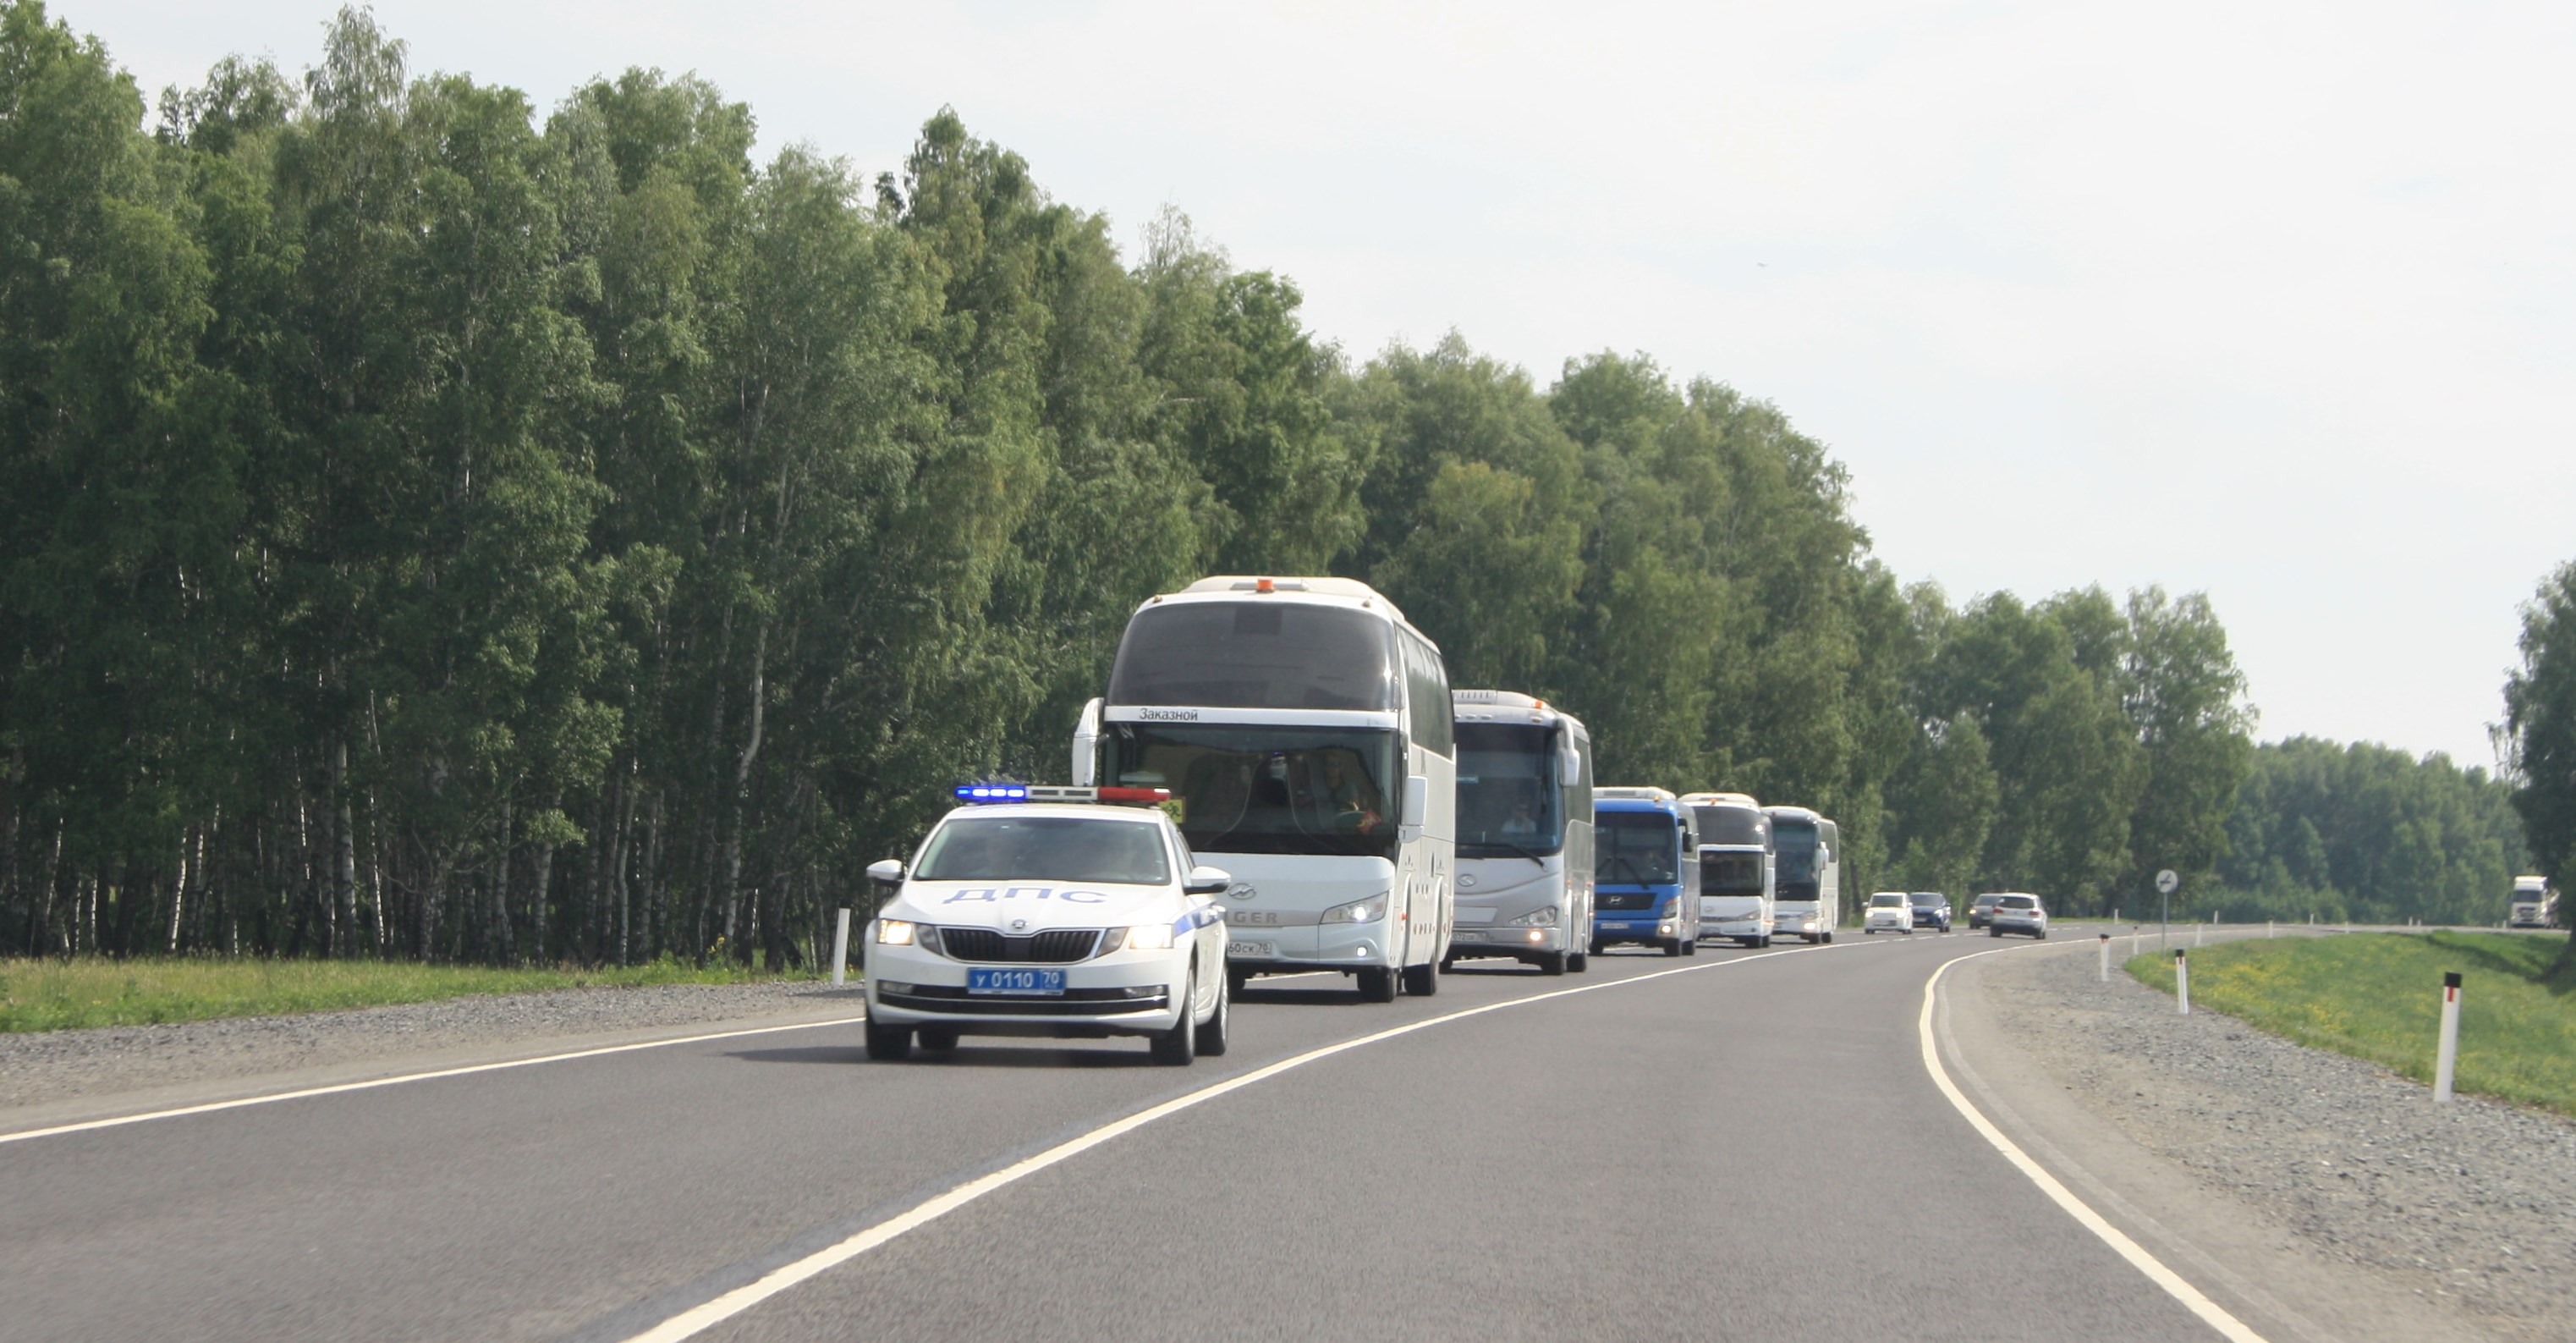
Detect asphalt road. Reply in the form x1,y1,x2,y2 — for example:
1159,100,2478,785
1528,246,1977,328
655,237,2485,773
0,933,2240,1343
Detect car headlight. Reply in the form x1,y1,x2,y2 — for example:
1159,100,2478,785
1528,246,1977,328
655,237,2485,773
1119,922,1178,952
876,918,919,946
1504,905,1559,927
1321,894,1388,924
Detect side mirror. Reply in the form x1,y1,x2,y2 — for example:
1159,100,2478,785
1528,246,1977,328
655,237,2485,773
1070,696,1102,787
1399,774,1429,830
865,859,905,886
1559,751,1582,787
1184,864,1232,896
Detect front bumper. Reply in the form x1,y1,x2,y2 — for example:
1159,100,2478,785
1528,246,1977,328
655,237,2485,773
1221,920,1392,975
1705,916,1771,939
865,941,1189,1036
1991,918,2046,937
1592,916,1678,946
1865,915,1910,932
1447,925,1568,955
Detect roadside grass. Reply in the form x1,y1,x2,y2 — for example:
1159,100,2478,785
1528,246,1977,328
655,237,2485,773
0,956,820,1033
2125,933,2576,1116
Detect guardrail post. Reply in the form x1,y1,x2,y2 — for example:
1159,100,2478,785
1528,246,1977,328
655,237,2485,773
2433,971,2461,1103
831,907,853,986
2098,932,2110,982
2174,948,2189,1015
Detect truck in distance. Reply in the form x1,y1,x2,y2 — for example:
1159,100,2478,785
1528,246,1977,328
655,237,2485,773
2510,875,2560,929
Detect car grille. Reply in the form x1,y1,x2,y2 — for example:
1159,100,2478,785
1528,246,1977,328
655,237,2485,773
936,927,1101,963
1599,890,1660,911
877,985,1167,1016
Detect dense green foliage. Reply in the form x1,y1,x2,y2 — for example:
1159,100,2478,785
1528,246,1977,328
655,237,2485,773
0,3,2325,966
2213,739,2529,926
2126,933,2576,1115
2501,561,2576,969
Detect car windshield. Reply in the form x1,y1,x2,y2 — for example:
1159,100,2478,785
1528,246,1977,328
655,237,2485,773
1870,894,1906,907
1457,722,1565,858
1596,812,1679,885
914,816,1171,884
1700,850,1765,895
1911,894,1942,907
1109,724,1403,859
1107,601,1396,711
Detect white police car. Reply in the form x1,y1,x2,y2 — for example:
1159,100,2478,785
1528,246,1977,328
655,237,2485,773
862,784,1233,1065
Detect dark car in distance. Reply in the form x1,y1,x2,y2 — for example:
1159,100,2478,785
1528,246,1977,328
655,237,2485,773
1909,892,1952,933
1968,893,2005,929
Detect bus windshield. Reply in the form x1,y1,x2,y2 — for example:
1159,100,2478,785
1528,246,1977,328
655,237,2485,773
1596,812,1679,885
1107,602,1397,711
1457,722,1563,859
1774,822,1820,894
1108,724,1403,859
1701,850,1765,896
1692,806,1766,847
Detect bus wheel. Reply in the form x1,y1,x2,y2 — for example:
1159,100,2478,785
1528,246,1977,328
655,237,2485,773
1357,966,1398,1003
1535,949,1568,976
1662,938,1684,957
1402,961,1439,998
1228,966,1249,997
1682,938,1698,957
1568,949,1590,973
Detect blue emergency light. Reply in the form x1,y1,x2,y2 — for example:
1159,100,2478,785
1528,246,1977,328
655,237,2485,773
953,783,1030,803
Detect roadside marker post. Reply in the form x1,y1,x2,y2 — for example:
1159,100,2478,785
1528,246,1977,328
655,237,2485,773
831,908,853,987
2434,971,2462,1104
2098,933,2110,982
2174,949,2190,1016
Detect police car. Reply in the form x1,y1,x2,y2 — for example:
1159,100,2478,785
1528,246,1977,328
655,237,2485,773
862,784,1233,1065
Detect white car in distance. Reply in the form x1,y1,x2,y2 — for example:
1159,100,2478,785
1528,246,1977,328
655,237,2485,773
864,784,1233,1065
1862,890,1914,934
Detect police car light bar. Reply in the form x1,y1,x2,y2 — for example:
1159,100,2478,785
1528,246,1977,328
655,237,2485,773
953,784,1173,806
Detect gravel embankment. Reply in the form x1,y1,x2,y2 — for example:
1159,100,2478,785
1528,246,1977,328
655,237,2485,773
0,980,858,1111
1981,943,2575,1342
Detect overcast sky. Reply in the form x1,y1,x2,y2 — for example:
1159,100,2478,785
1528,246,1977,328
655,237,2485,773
68,0,2576,768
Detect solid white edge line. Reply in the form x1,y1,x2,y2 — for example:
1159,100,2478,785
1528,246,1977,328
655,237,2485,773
1920,945,2270,1343
0,1015,872,1148
619,939,1854,1343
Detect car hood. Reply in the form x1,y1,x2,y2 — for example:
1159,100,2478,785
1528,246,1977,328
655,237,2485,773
890,880,1177,930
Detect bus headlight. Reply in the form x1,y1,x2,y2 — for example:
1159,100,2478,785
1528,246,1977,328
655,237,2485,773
1322,894,1388,924
876,919,920,946
1504,906,1559,927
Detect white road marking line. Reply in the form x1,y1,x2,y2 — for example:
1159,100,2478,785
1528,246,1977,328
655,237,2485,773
0,1015,872,1148
1920,946,2271,1343
618,939,1857,1342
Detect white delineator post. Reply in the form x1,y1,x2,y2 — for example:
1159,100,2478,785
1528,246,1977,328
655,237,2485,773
2174,948,2190,1016
2433,971,2462,1104
831,907,853,986
2098,933,2110,982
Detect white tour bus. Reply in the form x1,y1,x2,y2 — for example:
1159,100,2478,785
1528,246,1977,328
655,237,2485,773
1447,691,1595,976
1763,806,1840,943
1073,576,1456,1003
1683,792,1774,946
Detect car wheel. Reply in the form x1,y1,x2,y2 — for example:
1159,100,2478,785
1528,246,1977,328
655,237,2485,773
1991,927,2003,938
1195,967,1230,1057
915,1026,959,1053
1357,966,1399,1003
1588,938,1607,959
1151,966,1200,1065
1568,949,1590,972
1403,960,1439,997
1536,949,1568,976
2034,928,2047,940
864,1021,914,1062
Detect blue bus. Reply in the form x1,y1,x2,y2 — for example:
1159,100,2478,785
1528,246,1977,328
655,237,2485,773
1589,787,1700,956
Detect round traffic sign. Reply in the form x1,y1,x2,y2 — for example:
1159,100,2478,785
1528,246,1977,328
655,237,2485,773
2155,869,2179,895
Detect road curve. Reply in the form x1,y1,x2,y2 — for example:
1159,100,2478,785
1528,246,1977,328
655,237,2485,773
0,934,2243,1342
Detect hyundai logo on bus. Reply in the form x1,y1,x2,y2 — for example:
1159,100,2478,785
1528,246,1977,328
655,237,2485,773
1227,883,1258,901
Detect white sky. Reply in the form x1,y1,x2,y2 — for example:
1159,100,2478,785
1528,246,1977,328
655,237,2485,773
69,0,2576,769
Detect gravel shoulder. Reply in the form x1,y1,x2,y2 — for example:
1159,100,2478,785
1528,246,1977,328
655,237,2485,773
0,980,869,1124
1948,935,2573,1343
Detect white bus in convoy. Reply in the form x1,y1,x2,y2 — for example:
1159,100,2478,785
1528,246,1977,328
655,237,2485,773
1763,806,1839,943
1447,691,1596,976
1683,791,1774,946
2510,875,2559,929
1074,576,1457,1003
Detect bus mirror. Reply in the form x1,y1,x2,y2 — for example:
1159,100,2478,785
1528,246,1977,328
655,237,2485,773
1560,751,1581,787
1400,775,1429,830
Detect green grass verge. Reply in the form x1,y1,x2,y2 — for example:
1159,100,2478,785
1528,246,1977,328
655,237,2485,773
0,956,820,1033
2125,933,2576,1116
